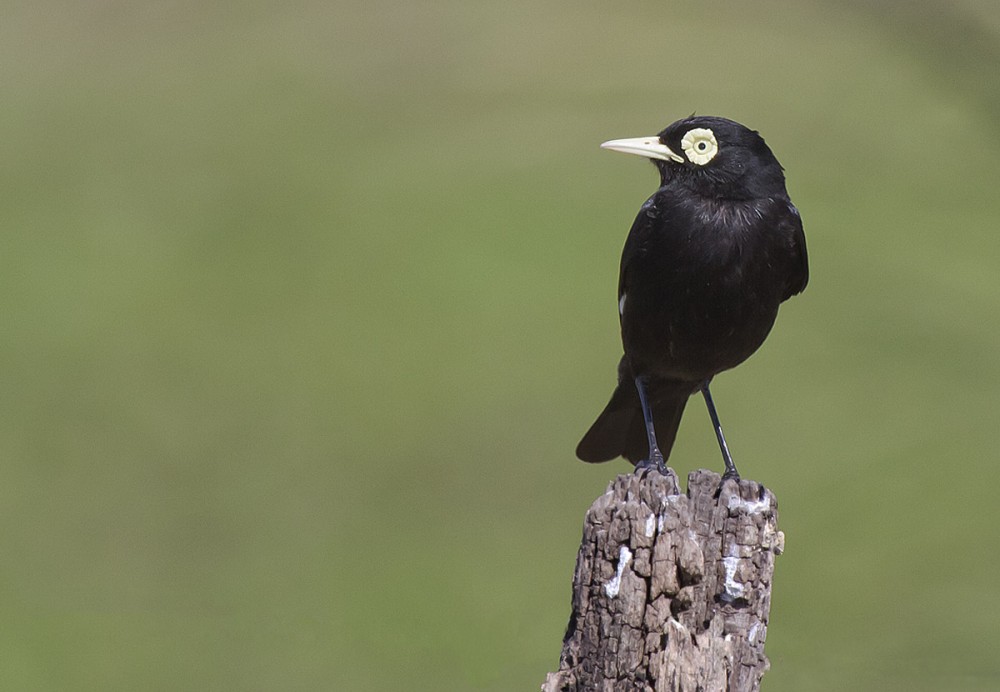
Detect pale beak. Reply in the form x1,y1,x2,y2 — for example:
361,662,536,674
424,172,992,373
600,136,684,163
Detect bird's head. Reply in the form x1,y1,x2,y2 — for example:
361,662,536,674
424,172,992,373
601,116,786,200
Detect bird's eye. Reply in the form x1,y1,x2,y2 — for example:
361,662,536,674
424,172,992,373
680,128,719,165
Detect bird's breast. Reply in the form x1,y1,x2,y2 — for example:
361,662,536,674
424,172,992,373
620,196,787,380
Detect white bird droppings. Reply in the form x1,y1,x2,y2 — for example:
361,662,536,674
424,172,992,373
722,556,745,600
645,514,656,538
603,546,633,598
727,493,771,514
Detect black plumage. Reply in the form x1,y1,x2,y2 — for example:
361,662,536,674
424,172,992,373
576,116,808,478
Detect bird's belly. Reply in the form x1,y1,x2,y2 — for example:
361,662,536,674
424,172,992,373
622,282,779,382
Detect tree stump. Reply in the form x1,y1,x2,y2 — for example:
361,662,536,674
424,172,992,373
543,468,784,692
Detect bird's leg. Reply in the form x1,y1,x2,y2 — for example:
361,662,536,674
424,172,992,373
634,376,667,473
700,380,740,481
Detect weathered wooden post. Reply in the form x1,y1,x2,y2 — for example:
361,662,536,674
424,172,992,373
543,468,784,692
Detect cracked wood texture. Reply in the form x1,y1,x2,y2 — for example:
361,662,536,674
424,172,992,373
543,469,784,692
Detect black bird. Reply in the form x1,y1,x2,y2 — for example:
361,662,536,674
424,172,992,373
576,116,808,479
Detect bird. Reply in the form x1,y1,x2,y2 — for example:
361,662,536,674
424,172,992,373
576,115,808,480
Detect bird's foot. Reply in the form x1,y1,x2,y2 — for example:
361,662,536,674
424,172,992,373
635,451,668,476
721,468,741,483
716,468,741,494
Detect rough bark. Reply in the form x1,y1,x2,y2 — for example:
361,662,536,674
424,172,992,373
543,468,784,692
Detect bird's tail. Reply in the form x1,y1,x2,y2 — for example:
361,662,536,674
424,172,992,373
576,361,691,465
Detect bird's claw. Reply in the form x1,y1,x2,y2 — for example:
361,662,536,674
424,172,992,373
715,468,741,495
635,452,668,476
721,468,741,483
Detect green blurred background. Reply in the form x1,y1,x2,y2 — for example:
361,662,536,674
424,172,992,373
2,0,999,689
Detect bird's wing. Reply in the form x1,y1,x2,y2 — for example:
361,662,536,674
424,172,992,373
616,200,659,320
780,201,809,300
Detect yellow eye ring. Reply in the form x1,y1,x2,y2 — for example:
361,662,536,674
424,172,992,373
681,128,718,165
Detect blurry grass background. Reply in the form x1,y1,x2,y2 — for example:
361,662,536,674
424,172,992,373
2,0,999,689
